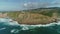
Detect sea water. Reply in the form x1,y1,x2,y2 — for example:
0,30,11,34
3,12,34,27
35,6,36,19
0,18,60,34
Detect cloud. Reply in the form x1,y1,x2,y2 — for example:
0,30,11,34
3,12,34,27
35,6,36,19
51,0,60,5
23,0,57,9
46,0,60,7
0,0,60,11
23,2,51,9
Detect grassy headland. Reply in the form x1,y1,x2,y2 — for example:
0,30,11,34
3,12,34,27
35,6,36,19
0,7,60,25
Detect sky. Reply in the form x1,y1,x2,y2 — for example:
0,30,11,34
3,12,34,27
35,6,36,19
0,0,60,11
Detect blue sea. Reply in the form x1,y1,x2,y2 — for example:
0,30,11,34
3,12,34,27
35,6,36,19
0,18,60,34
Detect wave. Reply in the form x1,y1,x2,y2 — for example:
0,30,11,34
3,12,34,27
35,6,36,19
0,18,60,34
0,18,60,30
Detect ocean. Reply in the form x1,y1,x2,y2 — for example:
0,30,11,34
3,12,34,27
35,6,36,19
0,18,60,34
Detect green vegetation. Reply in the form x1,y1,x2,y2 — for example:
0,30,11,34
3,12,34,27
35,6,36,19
0,7,60,24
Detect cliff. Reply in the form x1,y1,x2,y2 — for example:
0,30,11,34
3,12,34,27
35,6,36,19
7,11,58,25
0,8,59,25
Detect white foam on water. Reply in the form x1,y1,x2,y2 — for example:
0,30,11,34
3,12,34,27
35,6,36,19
19,21,60,30
21,26,29,30
0,28,6,30
0,18,9,22
1,18,60,30
8,21,19,26
20,21,60,27
0,18,20,26
11,29,19,33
